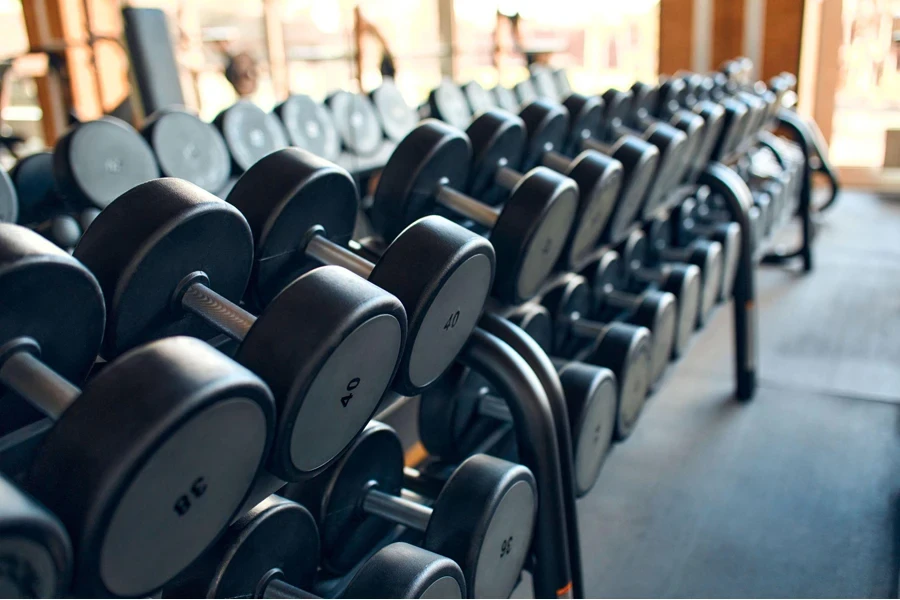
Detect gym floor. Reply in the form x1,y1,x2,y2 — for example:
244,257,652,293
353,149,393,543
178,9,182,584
569,191,900,598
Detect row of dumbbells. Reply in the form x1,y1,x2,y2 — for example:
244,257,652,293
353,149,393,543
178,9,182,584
0,60,800,598
399,65,803,498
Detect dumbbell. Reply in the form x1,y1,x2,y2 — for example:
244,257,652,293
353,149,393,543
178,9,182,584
618,230,702,358
214,100,289,174
0,475,72,597
626,82,709,186
672,198,742,302
164,495,466,599
226,148,496,395
420,347,617,497
531,272,653,439
53,116,160,210
588,88,689,220
274,94,342,162
642,216,724,327
566,255,678,389
141,107,232,194
0,223,275,597
370,78,420,143
327,90,386,157
287,422,536,599
372,120,577,305
457,82,631,248
465,108,621,269
74,178,408,481
491,84,521,114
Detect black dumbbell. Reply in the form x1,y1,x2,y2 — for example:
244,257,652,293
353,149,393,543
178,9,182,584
9,152,55,224
164,495,466,599
566,256,677,390
214,100,289,174
53,116,160,210
286,422,536,599
226,148,496,396
590,88,689,220
465,109,621,269
618,229,702,358
141,107,232,194
0,223,276,597
0,474,72,597
1,163,19,224
419,347,617,497
534,272,653,439
661,76,727,182
74,179,408,482
643,216,724,327
370,78,420,143
491,84,521,114
458,83,624,244
274,94,342,162
327,90,386,157
627,82,708,186
372,120,578,305
461,80,500,115
674,198,742,302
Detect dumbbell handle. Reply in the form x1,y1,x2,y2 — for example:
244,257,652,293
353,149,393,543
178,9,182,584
632,267,666,285
541,151,573,174
363,487,432,532
253,569,320,600
658,247,690,262
305,234,375,279
0,349,77,419
436,185,500,228
181,281,255,341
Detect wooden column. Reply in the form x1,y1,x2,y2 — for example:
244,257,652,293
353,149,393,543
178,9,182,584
761,0,804,80
712,0,746,68
658,0,694,75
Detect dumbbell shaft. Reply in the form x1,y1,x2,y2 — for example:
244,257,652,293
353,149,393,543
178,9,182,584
363,488,432,532
261,577,318,599
435,186,500,227
181,282,255,340
541,151,573,174
0,350,77,419
305,234,374,280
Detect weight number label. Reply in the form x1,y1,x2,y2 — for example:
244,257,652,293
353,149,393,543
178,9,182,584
443,310,460,331
341,377,361,408
500,536,513,558
172,476,207,516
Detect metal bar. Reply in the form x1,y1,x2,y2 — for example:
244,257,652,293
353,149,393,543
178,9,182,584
306,235,374,279
436,185,500,227
474,316,580,598
0,352,78,419
363,488,432,532
181,282,255,341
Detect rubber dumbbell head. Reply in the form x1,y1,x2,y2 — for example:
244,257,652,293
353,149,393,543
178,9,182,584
289,422,536,599
53,117,160,209
537,272,653,439
466,110,615,268
74,179,407,481
370,79,419,143
274,94,342,162
141,108,231,193
326,91,385,157
165,496,466,599
0,224,275,597
372,120,577,304
228,148,495,395
214,100,289,173
619,228,702,358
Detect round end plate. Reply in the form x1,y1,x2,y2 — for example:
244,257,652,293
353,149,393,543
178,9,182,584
371,80,418,143
466,110,526,204
73,178,253,358
372,121,472,240
275,95,341,162
215,101,289,173
429,81,473,131
54,117,159,209
492,168,578,303
327,91,384,157
144,110,231,193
